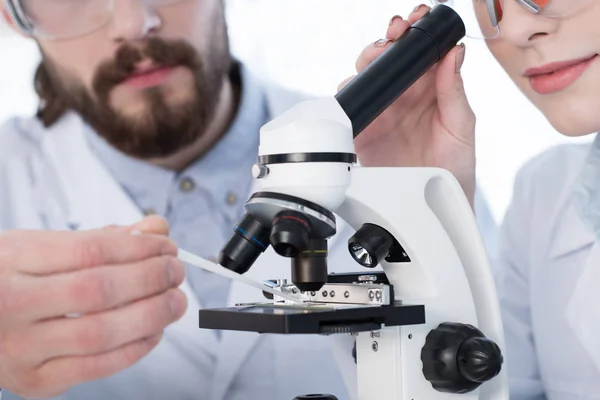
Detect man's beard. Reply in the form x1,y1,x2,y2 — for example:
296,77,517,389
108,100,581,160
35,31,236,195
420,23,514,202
41,35,231,159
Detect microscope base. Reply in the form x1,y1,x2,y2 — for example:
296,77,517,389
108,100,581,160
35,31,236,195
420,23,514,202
198,303,425,334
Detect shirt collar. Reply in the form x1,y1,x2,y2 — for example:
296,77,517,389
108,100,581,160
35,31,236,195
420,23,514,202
83,61,267,217
571,133,600,239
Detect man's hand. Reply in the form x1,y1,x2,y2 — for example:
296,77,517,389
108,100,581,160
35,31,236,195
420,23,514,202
0,216,187,398
341,5,477,205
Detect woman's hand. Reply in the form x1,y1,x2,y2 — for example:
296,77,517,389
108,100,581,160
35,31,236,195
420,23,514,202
342,5,476,204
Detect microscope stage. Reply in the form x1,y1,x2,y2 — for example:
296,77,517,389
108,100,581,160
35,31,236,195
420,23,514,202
198,303,425,334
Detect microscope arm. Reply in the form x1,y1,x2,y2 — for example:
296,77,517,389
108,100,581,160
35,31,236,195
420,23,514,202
339,167,507,400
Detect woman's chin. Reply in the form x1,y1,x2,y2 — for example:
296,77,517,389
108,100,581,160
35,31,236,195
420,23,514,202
547,117,600,138
535,100,600,138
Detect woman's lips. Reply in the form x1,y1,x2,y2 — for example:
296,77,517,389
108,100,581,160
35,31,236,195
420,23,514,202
525,55,598,95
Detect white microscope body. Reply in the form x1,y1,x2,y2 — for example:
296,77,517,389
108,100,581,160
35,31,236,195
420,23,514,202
253,95,508,400
200,5,509,400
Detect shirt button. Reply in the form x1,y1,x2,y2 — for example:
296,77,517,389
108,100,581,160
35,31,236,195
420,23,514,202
179,177,196,193
226,192,238,205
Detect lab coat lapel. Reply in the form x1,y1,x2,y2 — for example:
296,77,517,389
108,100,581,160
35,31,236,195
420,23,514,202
548,197,596,260
557,197,600,374
38,114,219,358
566,241,600,374
39,114,141,230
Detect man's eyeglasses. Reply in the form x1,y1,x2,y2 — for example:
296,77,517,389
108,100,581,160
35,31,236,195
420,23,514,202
3,0,191,40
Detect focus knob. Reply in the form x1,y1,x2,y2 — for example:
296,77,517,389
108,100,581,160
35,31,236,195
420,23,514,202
458,336,503,383
421,322,503,394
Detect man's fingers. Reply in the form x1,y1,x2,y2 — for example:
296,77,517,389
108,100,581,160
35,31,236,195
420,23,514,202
32,288,186,361
101,215,170,236
37,332,163,397
100,224,126,233
0,229,177,275
130,215,170,236
17,255,185,321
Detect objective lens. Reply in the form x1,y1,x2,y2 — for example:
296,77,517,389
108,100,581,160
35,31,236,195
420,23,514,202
348,224,395,268
291,238,328,292
270,210,311,258
219,213,270,274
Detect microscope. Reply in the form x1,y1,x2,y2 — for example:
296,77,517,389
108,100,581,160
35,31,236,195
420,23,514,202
199,4,508,400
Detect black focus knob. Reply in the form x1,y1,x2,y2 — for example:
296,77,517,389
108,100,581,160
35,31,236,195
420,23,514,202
421,322,503,394
293,395,338,400
458,336,503,383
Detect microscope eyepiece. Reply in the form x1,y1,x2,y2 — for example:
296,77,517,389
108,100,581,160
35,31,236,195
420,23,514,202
335,4,465,137
219,213,271,274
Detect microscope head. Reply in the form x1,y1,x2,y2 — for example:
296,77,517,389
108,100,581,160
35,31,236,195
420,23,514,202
217,95,357,292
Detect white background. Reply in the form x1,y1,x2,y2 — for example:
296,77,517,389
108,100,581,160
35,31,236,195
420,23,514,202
0,0,591,224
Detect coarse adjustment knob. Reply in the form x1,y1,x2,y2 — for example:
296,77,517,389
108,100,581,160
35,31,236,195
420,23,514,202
421,322,503,393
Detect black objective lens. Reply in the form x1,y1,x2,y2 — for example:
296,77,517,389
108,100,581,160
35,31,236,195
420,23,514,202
291,238,328,292
219,214,270,274
270,210,311,258
348,224,395,268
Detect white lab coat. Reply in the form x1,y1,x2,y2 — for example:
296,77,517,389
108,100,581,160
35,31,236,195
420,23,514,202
0,79,497,400
496,142,600,400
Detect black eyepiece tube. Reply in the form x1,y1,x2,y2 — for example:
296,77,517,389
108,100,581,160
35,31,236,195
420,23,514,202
335,4,465,137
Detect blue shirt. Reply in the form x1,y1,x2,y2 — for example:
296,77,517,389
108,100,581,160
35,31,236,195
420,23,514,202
84,63,268,311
